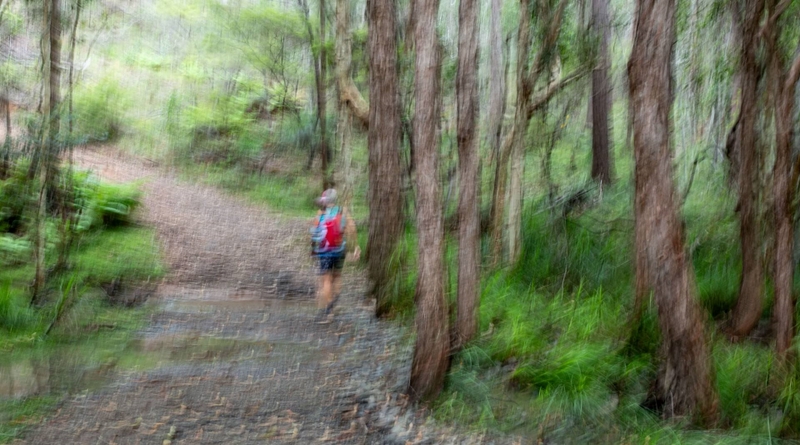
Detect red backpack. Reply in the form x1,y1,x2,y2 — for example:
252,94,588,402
320,210,344,250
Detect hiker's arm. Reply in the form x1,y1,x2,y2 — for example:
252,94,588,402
344,209,360,260
310,210,323,229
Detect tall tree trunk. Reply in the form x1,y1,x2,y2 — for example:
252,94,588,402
335,0,368,129
68,0,79,139
409,0,448,401
3,95,9,145
628,0,718,423
296,0,329,187
590,0,612,184
505,0,534,265
33,0,61,303
367,0,404,317
455,0,480,347
729,0,765,338
766,1,800,357
335,0,353,206
318,0,330,189
55,0,81,274
486,0,506,267
505,0,570,264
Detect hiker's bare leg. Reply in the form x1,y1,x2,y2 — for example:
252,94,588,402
317,273,334,309
332,272,342,301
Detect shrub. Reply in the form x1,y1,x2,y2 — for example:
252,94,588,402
71,78,132,143
71,171,142,231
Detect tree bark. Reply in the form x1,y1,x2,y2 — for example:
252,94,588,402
318,0,330,189
628,0,718,423
729,0,765,338
296,0,329,187
55,0,81,274
505,0,533,266
335,0,369,129
590,0,613,184
367,0,404,317
33,0,61,303
506,0,570,264
335,0,354,206
409,0,448,401
68,0,80,139
765,1,800,357
486,0,506,267
455,0,480,347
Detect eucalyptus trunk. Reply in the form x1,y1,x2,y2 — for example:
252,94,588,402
33,0,61,303
505,0,533,265
765,0,800,357
409,0,448,401
729,0,766,338
486,0,506,266
455,0,480,347
318,0,330,189
335,0,354,206
590,0,612,184
628,0,718,423
367,0,404,317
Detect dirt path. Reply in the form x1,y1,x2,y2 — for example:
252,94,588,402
18,147,493,444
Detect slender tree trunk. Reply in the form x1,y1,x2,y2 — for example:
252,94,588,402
335,0,368,128
34,0,60,302
766,2,800,357
506,0,533,265
318,0,330,189
628,0,718,423
55,0,81,274
505,0,570,264
50,0,61,122
68,0,80,139
335,0,353,206
729,0,765,338
486,0,505,164
772,75,794,358
486,0,506,267
490,137,510,265
296,0,328,186
4,96,9,146
455,0,480,347
590,0,612,184
367,0,404,317
409,0,448,401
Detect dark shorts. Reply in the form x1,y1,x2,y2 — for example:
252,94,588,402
318,254,344,274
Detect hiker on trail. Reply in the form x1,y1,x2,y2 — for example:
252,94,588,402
310,188,360,322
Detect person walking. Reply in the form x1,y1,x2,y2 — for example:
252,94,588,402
310,189,360,323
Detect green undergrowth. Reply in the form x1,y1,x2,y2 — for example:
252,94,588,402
433,177,800,443
180,161,320,217
0,165,164,443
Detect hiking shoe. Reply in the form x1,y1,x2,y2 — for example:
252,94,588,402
315,307,333,324
316,312,333,324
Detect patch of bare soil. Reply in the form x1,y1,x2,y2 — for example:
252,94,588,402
18,146,508,444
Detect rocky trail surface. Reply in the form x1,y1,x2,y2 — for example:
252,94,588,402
18,147,507,445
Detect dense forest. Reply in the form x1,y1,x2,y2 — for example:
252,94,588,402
2,0,800,442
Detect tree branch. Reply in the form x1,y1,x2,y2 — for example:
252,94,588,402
785,42,800,90
525,0,570,89
528,65,588,116
340,81,369,127
759,0,791,39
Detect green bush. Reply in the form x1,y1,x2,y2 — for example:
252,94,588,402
71,78,132,143
0,160,34,235
0,282,37,331
71,171,142,231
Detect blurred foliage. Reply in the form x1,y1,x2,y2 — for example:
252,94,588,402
71,77,132,143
